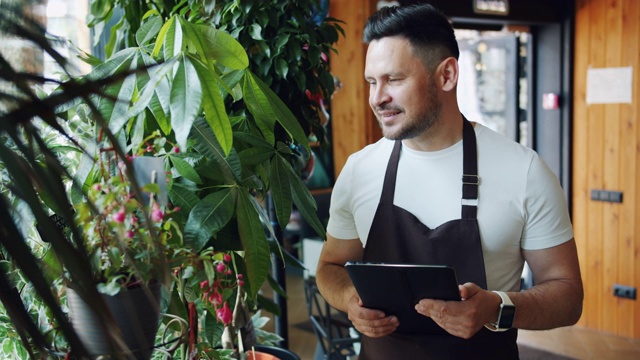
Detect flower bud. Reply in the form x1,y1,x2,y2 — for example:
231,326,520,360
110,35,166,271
151,203,164,222
113,208,126,223
216,302,232,325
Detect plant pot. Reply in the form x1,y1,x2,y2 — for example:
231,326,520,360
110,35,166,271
66,282,162,360
247,345,301,360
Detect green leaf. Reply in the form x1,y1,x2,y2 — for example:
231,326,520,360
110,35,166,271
135,15,162,46
249,23,263,40
190,118,241,184
163,16,183,60
242,71,310,152
190,54,233,156
152,16,174,58
170,54,202,150
290,166,325,240
274,57,288,79
275,33,290,51
238,146,274,166
184,188,235,252
236,191,270,299
186,23,249,70
169,155,202,184
269,155,292,230
168,183,201,214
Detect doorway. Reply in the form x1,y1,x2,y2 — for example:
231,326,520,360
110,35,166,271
400,0,574,199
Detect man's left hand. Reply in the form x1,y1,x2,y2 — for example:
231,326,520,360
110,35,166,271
414,283,500,339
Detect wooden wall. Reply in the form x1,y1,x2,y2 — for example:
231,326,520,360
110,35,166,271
573,0,640,338
329,0,640,339
329,0,380,176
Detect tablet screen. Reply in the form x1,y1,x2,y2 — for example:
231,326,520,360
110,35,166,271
345,262,461,334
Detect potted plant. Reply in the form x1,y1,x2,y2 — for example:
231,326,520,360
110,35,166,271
63,131,178,359
1,0,343,359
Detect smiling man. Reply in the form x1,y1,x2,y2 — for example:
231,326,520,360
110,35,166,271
315,3,583,359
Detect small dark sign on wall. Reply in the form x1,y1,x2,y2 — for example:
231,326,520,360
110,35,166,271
473,0,510,16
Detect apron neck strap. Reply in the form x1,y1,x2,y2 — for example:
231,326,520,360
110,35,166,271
380,117,479,220
461,117,479,219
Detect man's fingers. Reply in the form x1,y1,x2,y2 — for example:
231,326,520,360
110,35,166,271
354,316,399,337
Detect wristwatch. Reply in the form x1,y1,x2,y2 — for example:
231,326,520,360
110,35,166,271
484,291,516,332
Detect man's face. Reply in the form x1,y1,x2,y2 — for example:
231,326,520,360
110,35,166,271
364,36,442,140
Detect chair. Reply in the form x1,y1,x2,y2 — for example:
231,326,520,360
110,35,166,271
303,276,360,360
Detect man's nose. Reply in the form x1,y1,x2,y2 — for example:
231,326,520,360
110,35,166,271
370,85,390,107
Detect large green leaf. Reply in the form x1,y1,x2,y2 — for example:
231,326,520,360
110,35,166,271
169,154,202,184
135,14,162,46
190,118,241,184
170,54,202,150
190,54,233,156
183,21,249,70
147,64,173,134
168,183,200,214
290,167,325,240
236,191,270,299
87,49,136,132
238,146,275,166
184,188,235,252
269,155,292,230
242,72,310,153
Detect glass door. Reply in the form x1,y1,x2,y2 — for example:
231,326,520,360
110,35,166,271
456,30,531,147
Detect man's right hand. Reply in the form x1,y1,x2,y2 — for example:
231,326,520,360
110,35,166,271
347,295,399,337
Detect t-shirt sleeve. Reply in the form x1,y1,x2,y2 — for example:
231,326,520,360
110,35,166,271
326,157,360,240
521,154,574,250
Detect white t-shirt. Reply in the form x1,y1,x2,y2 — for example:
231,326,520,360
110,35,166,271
327,123,574,291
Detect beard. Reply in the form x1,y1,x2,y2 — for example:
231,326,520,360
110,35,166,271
378,80,442,141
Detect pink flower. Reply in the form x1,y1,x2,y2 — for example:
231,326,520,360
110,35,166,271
126,230,134,238
216,263,226,273
216,302,232,325
208,291,223,306
113,208,126,223
237,280,244,287
173,146,180,153
151,203,164,222
223,253,231,262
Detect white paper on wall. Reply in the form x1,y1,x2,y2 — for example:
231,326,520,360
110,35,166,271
586,66,633,104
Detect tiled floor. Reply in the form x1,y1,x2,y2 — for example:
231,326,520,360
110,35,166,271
266,272,640,360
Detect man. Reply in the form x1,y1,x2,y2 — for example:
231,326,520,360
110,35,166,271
315,3,583,359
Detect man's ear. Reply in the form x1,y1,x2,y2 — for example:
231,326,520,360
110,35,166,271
435,57,459,92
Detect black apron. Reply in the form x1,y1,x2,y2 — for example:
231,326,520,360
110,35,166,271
359,119,519,359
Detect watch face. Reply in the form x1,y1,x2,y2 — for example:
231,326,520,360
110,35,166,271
498,305,516,329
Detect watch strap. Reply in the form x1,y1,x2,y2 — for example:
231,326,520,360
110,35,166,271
484,291,515,332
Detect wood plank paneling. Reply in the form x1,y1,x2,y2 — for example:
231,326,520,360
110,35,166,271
328,0,377,177
574,0,640,339
573,0,591,330
585,0,606,332
619,0,639,339
602,0,623,335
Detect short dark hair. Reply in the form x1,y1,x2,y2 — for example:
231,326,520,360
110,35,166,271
363,4,459,68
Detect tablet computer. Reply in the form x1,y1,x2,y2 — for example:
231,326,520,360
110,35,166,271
345,262,461,334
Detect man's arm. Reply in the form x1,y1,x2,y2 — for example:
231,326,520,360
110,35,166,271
510,237,584,329
316,234,400,337
415,238,583,338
